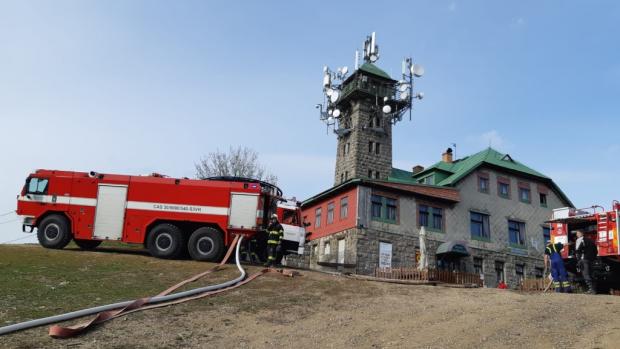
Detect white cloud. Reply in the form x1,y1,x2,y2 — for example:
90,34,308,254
466,129,511,151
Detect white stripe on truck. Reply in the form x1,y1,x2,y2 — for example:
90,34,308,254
19,195,229,216
126,201,228,215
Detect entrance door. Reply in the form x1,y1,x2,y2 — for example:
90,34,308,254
93,185,128,240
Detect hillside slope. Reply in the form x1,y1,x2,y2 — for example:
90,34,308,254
1,245,619,348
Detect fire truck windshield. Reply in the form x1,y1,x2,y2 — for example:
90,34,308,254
26,178,48,195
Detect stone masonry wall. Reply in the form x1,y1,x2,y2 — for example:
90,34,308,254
334,100,393,185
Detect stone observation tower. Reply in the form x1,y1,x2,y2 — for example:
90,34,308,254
316,32,424,186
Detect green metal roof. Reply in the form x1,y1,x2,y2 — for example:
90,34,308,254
389,147,573,207
358,62,392,80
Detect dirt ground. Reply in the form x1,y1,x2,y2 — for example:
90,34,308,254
2,246,620,348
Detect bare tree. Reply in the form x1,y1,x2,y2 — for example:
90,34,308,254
195,146,277,184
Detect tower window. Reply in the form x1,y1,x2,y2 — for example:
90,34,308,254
340,173,344,183
375,143,380,155
368,141,373,153
345,142,350,154
345,171,348,180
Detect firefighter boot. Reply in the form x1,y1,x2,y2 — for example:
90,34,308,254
585,280,595,294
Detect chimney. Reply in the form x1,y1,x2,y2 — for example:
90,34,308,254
442,148,453,163
412,165,424,174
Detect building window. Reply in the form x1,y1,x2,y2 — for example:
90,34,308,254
327,202,335,224
535,267,544,279
539,193,547,207
345,142,350,155
419,205,443,231
340,173,344,183
375,171,380,179
345,171,348,180
515,264,525,284
368,169,372,178
498,179,510,199
470,212,490,240
479,177,489,193
340,196,348,219
495,261,505,284
518,183,531,204
473,257,484,275
369,141,374,153
508,220,526,246
312,244,318,257
324,242,330,256
375,142,381,155
386,198,397,221
371,194,398,223
371,195,383,219
543,226,551,243
315,207,322,228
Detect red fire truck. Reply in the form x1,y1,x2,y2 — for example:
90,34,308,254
547,201,620,292
16,169,306,262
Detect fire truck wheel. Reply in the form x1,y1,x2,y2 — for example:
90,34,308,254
74,239,102,250
37,215,72,249
147,224,185,259
188,227,224,262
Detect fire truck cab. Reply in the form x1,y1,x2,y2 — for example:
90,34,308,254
16,170,306,262
547,201,620,292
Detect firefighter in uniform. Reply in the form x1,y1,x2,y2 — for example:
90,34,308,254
265,214,283,267
544,240,572,293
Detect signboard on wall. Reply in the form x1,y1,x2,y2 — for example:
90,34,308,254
379,242,392,268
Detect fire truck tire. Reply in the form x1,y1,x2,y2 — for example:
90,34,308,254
147,224,185,259
74,239,102,250
37,215,72,249
187,227,224,262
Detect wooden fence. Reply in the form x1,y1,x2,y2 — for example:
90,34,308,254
519,278,548,291
374,267,483,287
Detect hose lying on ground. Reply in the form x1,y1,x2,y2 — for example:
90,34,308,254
0,236,246,337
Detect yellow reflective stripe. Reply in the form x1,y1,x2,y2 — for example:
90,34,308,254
268,256,275,260
267,240,279,244
552,244,558,253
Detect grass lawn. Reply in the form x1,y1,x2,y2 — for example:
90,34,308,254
0,243,242,325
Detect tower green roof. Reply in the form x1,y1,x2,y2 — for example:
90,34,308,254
358,62,392,80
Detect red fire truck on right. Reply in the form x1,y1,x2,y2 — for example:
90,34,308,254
547,200,620,293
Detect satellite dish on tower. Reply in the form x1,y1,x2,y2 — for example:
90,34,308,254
369,54,378,63
400,91,409,100
330,90,340,103
341,66,348,75
399,84,409,92
412,64,425,77
333,109,341,117
326,88,334,96
382,105,392,114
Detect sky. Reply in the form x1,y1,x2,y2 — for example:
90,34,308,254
1,1,619,244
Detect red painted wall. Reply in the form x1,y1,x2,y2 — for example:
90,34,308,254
302,186,358,240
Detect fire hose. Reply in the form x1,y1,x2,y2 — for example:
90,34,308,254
0,234,278,337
